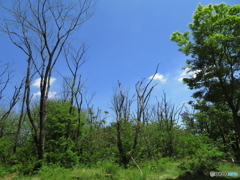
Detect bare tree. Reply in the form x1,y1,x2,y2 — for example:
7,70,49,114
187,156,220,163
62,42,88,139
0,62,14,101
0,82,24,137
84,91,96,124
0,61,24,139
58,76,71,104
130,63,159,158
13,69,37,154
0,0,96,170
111,63,160,167
114,82,127,166
154,92,184,156
56,42,88,158
155,92,184,131
111,81,135,167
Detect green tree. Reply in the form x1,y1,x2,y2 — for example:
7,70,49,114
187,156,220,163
171,3,240,157
191,100,239,158
44,100,81,168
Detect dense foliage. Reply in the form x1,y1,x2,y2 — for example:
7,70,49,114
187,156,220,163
171,2,240,159
0,98,233,176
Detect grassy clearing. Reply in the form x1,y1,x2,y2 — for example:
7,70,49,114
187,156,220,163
1,161,240,180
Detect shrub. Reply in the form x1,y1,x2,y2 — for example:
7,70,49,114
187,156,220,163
178,134,223,175
102,161,119,174
156,157,173,171
37,165,71,179
0,165,8,178
159,157,173,164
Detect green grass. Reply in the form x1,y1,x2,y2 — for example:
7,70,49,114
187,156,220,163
1,160,240,180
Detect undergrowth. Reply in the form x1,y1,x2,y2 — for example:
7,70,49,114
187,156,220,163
0,160,239,180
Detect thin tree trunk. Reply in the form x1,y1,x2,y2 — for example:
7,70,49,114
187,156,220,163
116,120,129,168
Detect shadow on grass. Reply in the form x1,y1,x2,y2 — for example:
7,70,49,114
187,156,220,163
165,173,240,180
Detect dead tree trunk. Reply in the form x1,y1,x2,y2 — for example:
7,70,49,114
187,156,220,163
111,63,160,167
131,63,159,157
111,81,131,168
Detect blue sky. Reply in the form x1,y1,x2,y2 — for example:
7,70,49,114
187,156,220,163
0,0,238,123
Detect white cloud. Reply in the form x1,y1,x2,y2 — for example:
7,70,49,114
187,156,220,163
32,77,56,87
177,68,201,82
48,91,57,98
148,73,167,83
179,70,188,77
181,101,197,106
33,91,41,97
32,77,57,99
32,79,41,87
178,77,184,82
33,91,57,99
181,101,190,105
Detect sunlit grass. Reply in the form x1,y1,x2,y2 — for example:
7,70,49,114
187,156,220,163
218,162,240,178
1,160,240,180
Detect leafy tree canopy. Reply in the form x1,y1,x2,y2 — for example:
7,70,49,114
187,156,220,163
171,3,240,104
171,3,240,152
